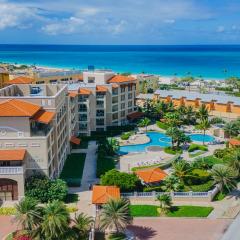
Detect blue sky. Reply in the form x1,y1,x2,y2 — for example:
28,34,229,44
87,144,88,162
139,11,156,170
0,0,240,44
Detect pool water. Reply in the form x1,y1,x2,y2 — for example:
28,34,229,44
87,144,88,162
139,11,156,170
189,134,215,143
118,132,214,154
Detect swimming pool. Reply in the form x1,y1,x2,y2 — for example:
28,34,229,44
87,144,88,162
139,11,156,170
118,132,215,154
189,134,215,143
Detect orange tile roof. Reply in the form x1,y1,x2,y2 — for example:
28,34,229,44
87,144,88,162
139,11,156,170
135,167,168,183
92,186,120,204
78,75,83,81
96,85,108,92
68,91,78,98
108,75,136,83
229,138,240,146
0,99,41,117
10,76,34,84
32,110,55,124
79,88,92,95
127,112,144,120
0,149,26,161
70,136,81,145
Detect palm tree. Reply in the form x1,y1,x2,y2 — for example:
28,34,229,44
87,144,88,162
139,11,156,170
106,137,120,155
14,197,42,232
228,150,240,177
164,112,181,127
172,160,192,181
211,165,237,192
38,200,70,240
100,198,132,233
224,121,240,138
162,175,182,192
197,104,209,121
72,213,94,239
197,118,211,145
185,106,196,125
138,117,151,132
156,194,172,214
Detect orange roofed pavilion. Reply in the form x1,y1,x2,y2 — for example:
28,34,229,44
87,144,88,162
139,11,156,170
92,185,120,204
0,149,26,161
9,76,34,84
135,167,168,184
229,138,240,147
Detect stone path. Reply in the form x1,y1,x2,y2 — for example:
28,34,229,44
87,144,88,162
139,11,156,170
69,141,98,216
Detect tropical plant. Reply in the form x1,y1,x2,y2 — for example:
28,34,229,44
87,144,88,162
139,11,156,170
155,194,172,214
196,118,211,145
228,150,240,177
162,175,183,192
25,176,68,203
104,138,119,155
100,198,132,233
164,112,181,127
184,106,196,125
226,76,240,92
224,121,240,138
100,169,141,192
72,213,93,239
138,117,151,132
211,165,237,192
36,201,71,240
197,104,209,121
172,160,192,181
14,197,42,232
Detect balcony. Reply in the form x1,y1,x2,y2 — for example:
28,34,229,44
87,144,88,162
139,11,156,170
31,123,52,137
78,108,88,112
0,166,24,175
96,94,105,99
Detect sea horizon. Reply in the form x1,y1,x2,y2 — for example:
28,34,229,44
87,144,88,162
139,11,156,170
0,44,240,79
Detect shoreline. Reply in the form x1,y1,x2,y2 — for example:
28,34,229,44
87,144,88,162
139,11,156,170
1,60,228,82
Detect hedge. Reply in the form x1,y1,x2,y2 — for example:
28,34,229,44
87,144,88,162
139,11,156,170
164,147,183,155
156,121,168,130
188,144,208,152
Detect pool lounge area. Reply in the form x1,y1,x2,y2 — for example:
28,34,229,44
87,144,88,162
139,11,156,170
119,132,215,154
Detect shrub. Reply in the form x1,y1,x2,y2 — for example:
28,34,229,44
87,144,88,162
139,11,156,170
0,207,16,215
210,117,225,124
214,148,235,159
66,205,78,213
184,180,214,192
186,168,211,185
120,132,133,140
156,121,168,130
164,146,182,155
188,144,208,152
143,185,163,192
25,176,68,203
100,169,142,192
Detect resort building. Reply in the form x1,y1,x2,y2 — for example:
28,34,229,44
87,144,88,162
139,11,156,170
0,68,9,89
67,70,138,135
0,84,73,200
137,90,240,120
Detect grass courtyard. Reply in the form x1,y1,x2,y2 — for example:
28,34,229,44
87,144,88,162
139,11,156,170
60,153,86,187
130,205,213,217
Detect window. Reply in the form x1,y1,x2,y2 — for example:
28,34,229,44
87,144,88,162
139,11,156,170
128,93,132,99
50,80,58,83
121,95,125,101
79,104,87,112
121,103,125,109
96,110,104,117
96,118,104,126
96,100,104,107
128,85,132,91
112,113,118,120
112,88,118,95
48,100,52,106
88,77,95,83
17,132,24,137
121,87,125,93
41,99,45,106
112,105,118,112
128,101,132,107
121,111,125,117
79,114,87,121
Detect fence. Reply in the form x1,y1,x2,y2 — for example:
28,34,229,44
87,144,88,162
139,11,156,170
121,185,220,202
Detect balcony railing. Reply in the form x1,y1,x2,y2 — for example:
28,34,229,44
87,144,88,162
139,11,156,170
0,166,24,175
31,126,52,137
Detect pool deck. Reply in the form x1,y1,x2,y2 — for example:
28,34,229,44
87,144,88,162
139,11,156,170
119,133,150,146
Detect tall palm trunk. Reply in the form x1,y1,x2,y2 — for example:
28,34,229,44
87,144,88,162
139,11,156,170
203,129,206,145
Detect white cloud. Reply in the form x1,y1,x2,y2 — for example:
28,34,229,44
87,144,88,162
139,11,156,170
0,1,40,30
111,20,127,34
42,17,85,35
77,7,101,16
216,26,225,33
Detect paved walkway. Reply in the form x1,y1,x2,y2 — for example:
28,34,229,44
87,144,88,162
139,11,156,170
0,216,19,240
220,214,240,240
69,141,98,216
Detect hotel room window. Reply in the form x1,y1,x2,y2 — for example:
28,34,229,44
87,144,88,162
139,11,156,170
88,77,95,83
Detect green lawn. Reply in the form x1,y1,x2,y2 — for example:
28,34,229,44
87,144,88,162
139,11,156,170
60,153,86,187
130,205,159,217
167,206,213,217
130,205,213,217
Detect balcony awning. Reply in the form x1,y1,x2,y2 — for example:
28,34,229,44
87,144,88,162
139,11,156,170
32,110,55,124
0,149,26,161
70,136,81,145
127,111,144,120
79,88,92,95
68,91,78,98
96,85,108,92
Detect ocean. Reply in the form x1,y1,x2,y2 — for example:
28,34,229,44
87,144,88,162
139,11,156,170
0,45,240,79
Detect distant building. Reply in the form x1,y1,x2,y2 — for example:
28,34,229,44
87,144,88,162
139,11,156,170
0,68,9,89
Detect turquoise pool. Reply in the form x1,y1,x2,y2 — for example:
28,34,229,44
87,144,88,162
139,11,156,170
119,132,214,154
190,134,215,143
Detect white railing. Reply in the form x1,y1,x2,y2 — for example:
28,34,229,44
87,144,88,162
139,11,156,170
0,166,24,175
121,185,219,201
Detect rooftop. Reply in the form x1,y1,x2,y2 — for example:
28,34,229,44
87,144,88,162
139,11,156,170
0,149,26,161
0,99,41,117
108,75,136,83
154,90,240,105
9,76,34,84
135,167,168,183
92,185,120,204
